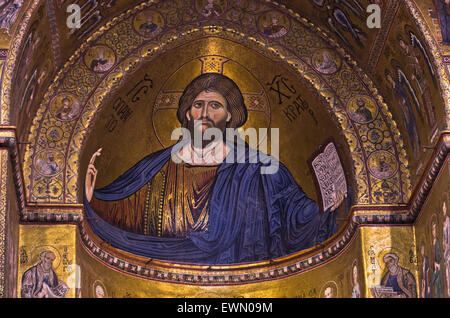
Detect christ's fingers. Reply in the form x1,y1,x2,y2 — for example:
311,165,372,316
89,148,102,164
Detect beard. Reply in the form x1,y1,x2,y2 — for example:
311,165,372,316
187,115,228,149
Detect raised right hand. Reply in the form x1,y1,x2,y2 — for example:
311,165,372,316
85,148,102,202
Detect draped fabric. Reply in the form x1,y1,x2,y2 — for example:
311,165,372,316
90,161,217,236
84,142,337,264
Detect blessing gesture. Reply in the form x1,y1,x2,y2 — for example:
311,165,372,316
85,148,102,202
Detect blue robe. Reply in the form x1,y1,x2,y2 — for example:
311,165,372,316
84,143,338,264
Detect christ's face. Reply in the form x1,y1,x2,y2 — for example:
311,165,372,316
324,287,333,298
186,90,231,136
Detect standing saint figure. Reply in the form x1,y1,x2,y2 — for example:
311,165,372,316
420,241,432,298
433,0,450,45
398,37,437,132
443,200,450,296
385,70,421,157
432,219,445,298
84,73,345,264
351,261,361,298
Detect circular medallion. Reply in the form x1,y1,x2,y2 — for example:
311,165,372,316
50,93,82,122
84,45,116,73
368,150,398,180
346,95,378,124
33,149,65,177
133,10,165,38
258,10,291,38
312,49,342,75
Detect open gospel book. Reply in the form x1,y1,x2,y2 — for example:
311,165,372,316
311,142,347,211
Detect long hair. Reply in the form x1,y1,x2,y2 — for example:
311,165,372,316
177,73,248,128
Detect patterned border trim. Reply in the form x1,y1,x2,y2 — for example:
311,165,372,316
410,133,450,217
0,133,25,213
366,0,400,74
46,0,61,68
0,50,7,59
76,205,415,285
20,212,83,223
0,149,7,296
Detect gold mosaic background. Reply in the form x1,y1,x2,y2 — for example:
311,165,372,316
0,0,448,298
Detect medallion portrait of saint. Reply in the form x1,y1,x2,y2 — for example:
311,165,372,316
368,151,398,180
312,49,341,75
133,10,164,38
346,96,377,124
84,46,116,73
34,150,64,177
259,11,289,38
84,73,346,265
52,95,81,122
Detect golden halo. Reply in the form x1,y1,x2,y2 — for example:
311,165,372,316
319,280,339,298
29,245,61,270
430,213,439,238
92,280,108,298
376,246,402,271
152,55,271,149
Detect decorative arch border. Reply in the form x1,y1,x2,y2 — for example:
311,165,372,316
22,0,410,207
